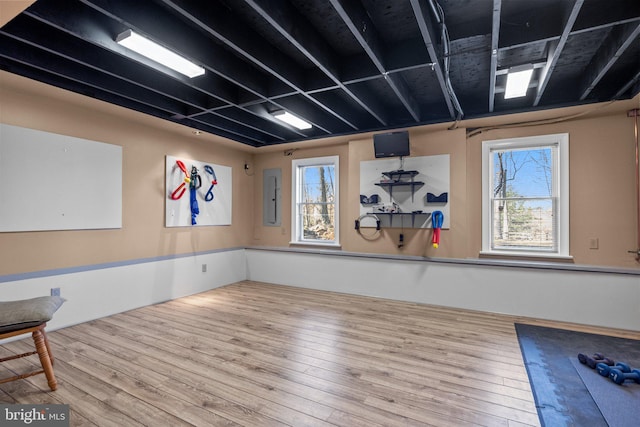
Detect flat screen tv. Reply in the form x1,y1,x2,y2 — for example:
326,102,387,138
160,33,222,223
373,131,410,158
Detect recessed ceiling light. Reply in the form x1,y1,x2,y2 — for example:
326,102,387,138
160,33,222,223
116,29,205,78
271,110,312,130
505,64,534,99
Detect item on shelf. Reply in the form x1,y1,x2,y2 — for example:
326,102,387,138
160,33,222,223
426,192,448,203
375,203,400,213
431,210,444,248
359,194,380,204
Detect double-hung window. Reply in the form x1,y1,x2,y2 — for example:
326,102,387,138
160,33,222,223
291,156,339,246
482,133,570,258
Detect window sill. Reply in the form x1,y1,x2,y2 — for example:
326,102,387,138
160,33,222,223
289,241,342,249
479,250,574,262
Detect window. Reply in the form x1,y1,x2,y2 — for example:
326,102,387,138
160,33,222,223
291,156,339,246
482,134,570,258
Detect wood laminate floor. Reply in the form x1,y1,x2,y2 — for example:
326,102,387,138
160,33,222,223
1,281,638,426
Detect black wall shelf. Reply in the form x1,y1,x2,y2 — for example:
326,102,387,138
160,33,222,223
375,212,431,228
375,170,423,202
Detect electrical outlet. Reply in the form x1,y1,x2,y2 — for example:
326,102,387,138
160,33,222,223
589,238,599,250
202,264,207,273
51,288,60,297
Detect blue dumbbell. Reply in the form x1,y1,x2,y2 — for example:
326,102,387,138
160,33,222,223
609,368,640,385
578,353,614,369
596,361,630,377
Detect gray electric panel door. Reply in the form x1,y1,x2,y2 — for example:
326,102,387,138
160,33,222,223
263,168,281,226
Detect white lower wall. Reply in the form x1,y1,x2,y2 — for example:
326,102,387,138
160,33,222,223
246,249,640,331
3,247,638,334
0,249,246,332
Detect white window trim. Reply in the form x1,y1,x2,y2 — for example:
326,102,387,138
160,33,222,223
481,133,571,259
291,155,340,247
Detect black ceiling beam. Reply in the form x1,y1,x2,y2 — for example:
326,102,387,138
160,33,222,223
157,0,358,134
533,0,584,107
409,0,456,119
189,107,302,141
75,0,322,140
2,17,216,111
310,37,433,88
329,0,421,122
13,10,284,144
187,108,290,142
488,0,502,113
579,21,640,101
274,95,354,135
0,33,193,116
384,37,434,73
241,0,389,127
159,0,306,91
241,102,326,139
614,69,640,99
499,15,640,54
78,0,268,100
0,39,267,145
28,1,244,104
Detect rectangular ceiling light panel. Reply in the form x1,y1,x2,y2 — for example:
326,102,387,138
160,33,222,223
272,111,312,130
116,30,205,78
504,64,534,99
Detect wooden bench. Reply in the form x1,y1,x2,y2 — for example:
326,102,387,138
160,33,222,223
0,296,64,391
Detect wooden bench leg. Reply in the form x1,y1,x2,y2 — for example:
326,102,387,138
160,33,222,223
42,329,54,367
32,328,57,391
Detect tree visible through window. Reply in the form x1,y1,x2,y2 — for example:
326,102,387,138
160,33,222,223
492,147,554,250
482,134,569,256
292,156,339,245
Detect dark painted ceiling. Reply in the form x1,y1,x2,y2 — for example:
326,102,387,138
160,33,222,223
1,0,639,147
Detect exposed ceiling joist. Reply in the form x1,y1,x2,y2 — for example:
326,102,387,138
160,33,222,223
533,0,584,107
330,0,421,122
580,21,640,100
243,0,388,128
0,0,636,147
488,0,502,112
409,0,456,119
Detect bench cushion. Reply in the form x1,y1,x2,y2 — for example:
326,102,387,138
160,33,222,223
0,296,65,334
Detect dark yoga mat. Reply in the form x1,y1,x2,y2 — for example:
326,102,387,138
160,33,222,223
514,323,640,427
570,358,640,427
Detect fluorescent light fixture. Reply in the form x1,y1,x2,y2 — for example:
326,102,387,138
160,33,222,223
504,64,534,99
272,110,312,130
116,29,205,78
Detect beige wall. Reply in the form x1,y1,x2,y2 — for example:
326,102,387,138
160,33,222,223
466,111,638,268
252,102,640,269
0,1,34,27
0,73,254,276
1,70,638,275
341,127,468,258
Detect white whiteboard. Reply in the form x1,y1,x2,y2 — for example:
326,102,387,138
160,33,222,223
165,155,232,227
0,123,122,232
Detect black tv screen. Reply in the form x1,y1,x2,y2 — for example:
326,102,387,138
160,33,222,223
373,131,410,158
